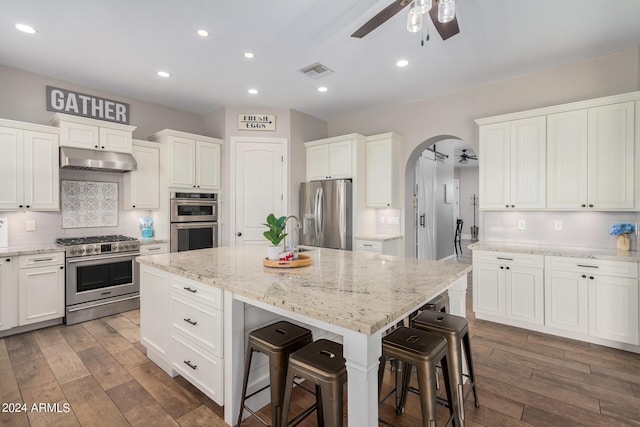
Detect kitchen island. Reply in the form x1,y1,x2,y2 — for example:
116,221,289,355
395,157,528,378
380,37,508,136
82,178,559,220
136,246,471,426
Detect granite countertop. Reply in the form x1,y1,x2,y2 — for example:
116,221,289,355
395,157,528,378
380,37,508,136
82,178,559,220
0,244,64,257
355,234,403,241
137,246,471,335
469,241,640,262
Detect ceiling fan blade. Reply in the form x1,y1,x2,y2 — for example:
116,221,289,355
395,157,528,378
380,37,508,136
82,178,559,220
428,2,460,40
351,0,412,38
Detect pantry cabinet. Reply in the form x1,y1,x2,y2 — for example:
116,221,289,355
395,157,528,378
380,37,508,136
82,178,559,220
0,121,59,211
124,140,160,209
305,134,362,181
51,113,136,153
365,133,402,208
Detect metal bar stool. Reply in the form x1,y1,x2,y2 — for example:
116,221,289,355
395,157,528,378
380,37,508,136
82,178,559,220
408,293,447,323
412,311,480,427
281,339,347,427
237,321,313,427
378,326,456,427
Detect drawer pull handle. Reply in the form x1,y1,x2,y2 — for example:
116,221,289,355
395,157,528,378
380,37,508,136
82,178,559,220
496,257,513,261
184,318,197,326
183,287,197,293
577,264,599,269
32,257,55,262
184,360,197,370
146,247,162,251
363,244,373,247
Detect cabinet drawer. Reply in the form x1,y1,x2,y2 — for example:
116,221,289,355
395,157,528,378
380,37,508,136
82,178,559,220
171,332,224,405
546,256,638,278
355,240,382,252
171,294,223,357
473,250,543,268
170,274,222,310
140,242,169,255
19,252,65,268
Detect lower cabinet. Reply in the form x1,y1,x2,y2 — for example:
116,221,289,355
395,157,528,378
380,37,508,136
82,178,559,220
0,257,17,331
18,252,65,325
354,237,402,256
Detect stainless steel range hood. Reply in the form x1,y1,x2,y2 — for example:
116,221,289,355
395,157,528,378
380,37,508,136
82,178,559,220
60,147,137,173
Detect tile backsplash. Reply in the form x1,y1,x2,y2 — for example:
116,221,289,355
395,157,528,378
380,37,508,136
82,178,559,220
61,180,118,228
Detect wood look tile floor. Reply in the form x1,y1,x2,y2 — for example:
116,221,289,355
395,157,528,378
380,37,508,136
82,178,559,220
2,265,640,426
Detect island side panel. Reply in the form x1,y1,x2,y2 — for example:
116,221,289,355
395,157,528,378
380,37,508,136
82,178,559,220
447,275,468,316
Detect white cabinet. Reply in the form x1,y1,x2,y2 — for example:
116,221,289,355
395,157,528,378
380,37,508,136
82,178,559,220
140,241,169,255
51,113,136,153
140,265,173,374
150,130,221,190
0,257,17,332
472,251,544,325
305,135,357,181
0,122,59,211
18,252,65,326
547,102,635,210
124,140,160,209
365,133,402,208
545,256,638,345
478,116,546,209
355,237,402,256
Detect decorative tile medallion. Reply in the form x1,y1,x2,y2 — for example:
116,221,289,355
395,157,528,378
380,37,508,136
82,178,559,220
61,180,118,228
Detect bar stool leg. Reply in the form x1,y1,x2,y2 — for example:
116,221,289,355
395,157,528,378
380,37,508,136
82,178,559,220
447,340,465,427
440,355,455,426
463,333,480,408
280,367,296,427
319,380,343,427
397,361,412,415
315,384,324,426
415,361,438,427
237,346,255,426
269,352,288,427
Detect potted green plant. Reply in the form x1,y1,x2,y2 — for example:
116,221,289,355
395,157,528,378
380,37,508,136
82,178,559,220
263,213,288,260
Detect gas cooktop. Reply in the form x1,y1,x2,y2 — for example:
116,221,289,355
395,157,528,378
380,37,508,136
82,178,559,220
56,235,139,257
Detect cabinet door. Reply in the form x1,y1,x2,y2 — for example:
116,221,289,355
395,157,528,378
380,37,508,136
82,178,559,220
195,141,221,190
100,127,133,153
0,258,17,331
328,140,352,179
169,136,196,188
18,265,65,325
125,143,160,209
59,121,99,149
587,102,635,209
366,138,393,207
140,266,173,371
547,110,589,209
472,262,505,317
506,266,544,324
479,123,510,209
544,270,588,334
23,131,59,211
0,127,24,209
306,144,330,181
588,275,639,345
510,116,546,209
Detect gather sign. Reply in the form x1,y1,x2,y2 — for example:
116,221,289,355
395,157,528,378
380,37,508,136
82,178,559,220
46,86,130,124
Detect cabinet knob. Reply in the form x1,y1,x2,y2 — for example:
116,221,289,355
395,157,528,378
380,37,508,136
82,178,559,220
511,205,515,208
581,204,586,208
5,258,10,262
505,266,510,270
589,204,594,208
94,145,99,148
582,274,587,278
237,232,242,237
589,276,594,280
505,205,509,208
132,205,136,208
60,266,64,270
101,146,105,149
26,205,30,208
500,266,504,269
18,205,23,208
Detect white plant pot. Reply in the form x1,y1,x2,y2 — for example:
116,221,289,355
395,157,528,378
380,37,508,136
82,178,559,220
267,245,284,260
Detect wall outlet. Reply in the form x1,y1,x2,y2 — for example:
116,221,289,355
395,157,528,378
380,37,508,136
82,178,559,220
379,216,385,224
387,216,400,225
517,219,526,230
26,220,36,232
554,220,563,231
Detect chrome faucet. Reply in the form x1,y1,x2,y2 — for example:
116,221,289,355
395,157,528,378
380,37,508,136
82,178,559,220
284,215,301,249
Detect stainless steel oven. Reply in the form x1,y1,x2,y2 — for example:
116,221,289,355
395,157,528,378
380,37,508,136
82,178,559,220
170,192,218,253
57,235,140,325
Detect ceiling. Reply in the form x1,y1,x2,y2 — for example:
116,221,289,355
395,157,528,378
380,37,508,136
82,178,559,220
2,1,640,122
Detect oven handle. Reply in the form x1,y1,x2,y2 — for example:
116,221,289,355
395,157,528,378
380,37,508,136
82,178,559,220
67,252,141,263
172,222,217,229
67,295,140,312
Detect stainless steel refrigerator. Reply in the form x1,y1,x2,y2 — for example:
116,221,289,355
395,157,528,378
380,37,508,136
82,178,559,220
299,180,352,250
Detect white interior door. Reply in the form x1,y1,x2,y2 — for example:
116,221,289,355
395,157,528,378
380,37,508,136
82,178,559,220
233,139,285,246
416,152,435,260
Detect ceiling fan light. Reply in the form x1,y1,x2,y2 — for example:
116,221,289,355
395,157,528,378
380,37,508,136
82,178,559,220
438,0,455,23
415,0,432,14
406,7,423,33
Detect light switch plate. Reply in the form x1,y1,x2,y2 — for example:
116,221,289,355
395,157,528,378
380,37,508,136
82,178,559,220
0,218,7,248
379,216,385,224
26,220,36,232
517,219,526,230
554,220,563,231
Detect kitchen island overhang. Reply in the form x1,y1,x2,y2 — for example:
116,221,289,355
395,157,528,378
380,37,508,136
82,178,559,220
137,246,471,426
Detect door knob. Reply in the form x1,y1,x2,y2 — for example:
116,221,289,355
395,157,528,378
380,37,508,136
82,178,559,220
237,232,242,237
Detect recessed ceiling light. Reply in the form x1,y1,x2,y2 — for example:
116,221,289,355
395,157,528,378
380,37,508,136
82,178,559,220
15,23,37,34
396,59,409,67
196,29,209,37
318,87,328,92
157,71,171,78
244,52,254,59
248,88,258,95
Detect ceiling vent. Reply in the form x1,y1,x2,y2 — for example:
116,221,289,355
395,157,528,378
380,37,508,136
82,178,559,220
299,62,334,80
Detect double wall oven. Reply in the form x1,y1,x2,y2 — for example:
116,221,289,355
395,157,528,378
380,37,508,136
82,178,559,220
170,192,218,252
57,235,140,325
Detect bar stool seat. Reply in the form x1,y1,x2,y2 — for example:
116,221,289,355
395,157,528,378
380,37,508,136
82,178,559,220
378,327,455,427
237,321,313,427
408,293,447,324
281,339,347,427
412,311,480,427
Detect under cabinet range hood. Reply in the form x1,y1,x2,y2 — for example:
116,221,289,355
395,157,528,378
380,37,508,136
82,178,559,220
59,147,137,172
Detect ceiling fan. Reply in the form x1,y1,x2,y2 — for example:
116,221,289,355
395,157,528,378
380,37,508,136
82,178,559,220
458,149,477,164
351,0,459,40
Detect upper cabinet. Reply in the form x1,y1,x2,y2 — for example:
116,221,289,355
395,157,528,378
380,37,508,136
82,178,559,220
124,140,160,210
479,117,546,209
51,113,136,153
305,135,359,181
149,129,222,190
477,91,640,211
0,120,59,211
365,132,402,208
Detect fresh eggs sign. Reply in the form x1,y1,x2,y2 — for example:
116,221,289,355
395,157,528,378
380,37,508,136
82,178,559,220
46,86,130,124
237,114,276,131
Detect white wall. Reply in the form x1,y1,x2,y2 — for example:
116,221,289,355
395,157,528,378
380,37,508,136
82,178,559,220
454,167,479,239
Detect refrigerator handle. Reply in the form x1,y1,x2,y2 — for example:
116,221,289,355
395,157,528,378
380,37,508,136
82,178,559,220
339,182,346,249
317,186,324,236
314,187,321,237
